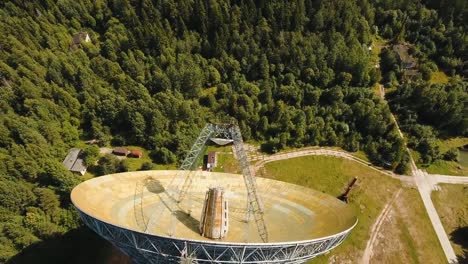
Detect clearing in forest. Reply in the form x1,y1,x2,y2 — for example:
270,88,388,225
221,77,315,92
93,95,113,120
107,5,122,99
264,155,446,263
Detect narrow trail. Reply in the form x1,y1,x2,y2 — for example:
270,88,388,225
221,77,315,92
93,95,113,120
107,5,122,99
361,188,402,264
379,82,459,263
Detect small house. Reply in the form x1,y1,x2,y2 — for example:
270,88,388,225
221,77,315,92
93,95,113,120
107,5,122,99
113,147,129,156
72,32,91,45
128,150,143,158
206,151,217,170
63,148,87,176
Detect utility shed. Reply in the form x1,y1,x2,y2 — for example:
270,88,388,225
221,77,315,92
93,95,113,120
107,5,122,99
128,150,142,158
207,151,217,170
63,148,87,176
113,147,129,156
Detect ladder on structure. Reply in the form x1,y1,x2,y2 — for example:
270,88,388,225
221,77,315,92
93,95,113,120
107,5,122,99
134,121,269,242
231,125,268,242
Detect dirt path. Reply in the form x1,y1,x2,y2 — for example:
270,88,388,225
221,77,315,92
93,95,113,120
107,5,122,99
99,147,113,155
361,188,402,264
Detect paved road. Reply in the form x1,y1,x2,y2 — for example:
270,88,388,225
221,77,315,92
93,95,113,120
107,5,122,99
413,169,458,263
433,175,468,185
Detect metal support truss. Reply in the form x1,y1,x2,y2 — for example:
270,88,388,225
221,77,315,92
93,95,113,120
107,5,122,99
231,125,268,242
78,210,357,264
134,121,269,242
135,124,214,232
179,124,215,171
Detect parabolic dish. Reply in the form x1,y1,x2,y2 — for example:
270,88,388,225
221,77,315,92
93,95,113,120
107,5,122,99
71,170,357,263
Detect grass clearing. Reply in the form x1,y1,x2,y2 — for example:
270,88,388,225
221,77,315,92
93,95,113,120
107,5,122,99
384,86,398,94
153,164,178,170
396,216,419,263
81,171,96,181
199,86,217,97
426,138,468,176
118,146,153,171
371,37,387,62
409,148,421,164
430,71,449,84
205,144,232,153
74,140,89,149
437,137,468,154
264,156,401,262
205,144,241,173
372,83,382,98
432,184,468,262
107,145,177,172
353,151,370,162
394,189,446,263
368,189,446,263
213,153,240,173
264,155,445,263
426,160,468,176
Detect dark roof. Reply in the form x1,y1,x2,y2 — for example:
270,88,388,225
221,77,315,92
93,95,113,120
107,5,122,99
113,147,129,155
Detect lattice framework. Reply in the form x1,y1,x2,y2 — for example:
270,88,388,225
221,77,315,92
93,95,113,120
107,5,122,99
79,211,355,264
135,122,268,242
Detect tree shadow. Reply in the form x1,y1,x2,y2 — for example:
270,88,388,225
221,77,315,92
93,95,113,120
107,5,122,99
7,227,131,264
145,179,164,194
450,226,468,264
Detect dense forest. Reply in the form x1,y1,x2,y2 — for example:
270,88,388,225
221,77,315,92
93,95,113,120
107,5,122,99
0,0,466,261
372,0,467,164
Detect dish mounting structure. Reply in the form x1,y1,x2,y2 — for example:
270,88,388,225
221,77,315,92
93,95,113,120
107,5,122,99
134,121,268,242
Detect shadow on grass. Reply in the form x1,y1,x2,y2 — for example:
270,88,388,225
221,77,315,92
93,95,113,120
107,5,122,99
7,227,131,264
450,226,468,264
